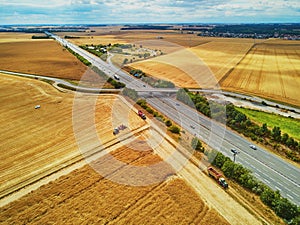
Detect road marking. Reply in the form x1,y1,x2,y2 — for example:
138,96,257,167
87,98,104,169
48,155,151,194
256,168,262,173
269,177,275,182
287,194,294,200
275,186,282,191
264,179,270,184
254,173,260,177
290,174,297,179
268,161,275,166
292,192,299,198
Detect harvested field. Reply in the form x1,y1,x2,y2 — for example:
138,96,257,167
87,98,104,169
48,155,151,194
0,74,145,199
129,39,254,88
0,140,230,225
65,35,128,46
0,32,46,43
0,38,104,85
64,30,213,53
221,40,300,106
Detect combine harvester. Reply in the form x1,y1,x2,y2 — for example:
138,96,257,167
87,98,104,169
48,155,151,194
207,167,229,189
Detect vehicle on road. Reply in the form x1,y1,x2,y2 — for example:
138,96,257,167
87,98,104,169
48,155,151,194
138,110,146,120
231,148,238,154
114,74,120,80
207,167,228,189
249,144,257,150
190,125,195,129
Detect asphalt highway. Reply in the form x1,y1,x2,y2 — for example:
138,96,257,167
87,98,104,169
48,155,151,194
44,32,300,205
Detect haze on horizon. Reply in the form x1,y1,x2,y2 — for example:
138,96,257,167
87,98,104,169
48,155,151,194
0,0,299,25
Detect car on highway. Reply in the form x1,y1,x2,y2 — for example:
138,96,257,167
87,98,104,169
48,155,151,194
231,148,238,154
190,125,195,129
249,144,257,150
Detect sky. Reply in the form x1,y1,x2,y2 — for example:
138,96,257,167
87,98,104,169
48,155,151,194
0,0,299,25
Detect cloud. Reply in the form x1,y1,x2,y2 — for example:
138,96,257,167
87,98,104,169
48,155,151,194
0,0,299,24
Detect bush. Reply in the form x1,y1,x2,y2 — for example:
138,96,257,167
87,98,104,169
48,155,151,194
146,107,154,114
136,99,146,106
165,120,172,127
169,125,180,134
191,137,204,152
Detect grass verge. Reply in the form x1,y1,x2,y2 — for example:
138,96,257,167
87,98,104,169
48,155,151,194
236,107,300,141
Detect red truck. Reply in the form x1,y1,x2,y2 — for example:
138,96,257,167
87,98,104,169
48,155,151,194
207,167,228,189
138,110,146,120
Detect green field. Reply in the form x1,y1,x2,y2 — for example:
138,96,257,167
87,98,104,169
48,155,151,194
236,107,300,141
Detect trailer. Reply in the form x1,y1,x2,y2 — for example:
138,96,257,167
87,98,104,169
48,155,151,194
208,167,228,189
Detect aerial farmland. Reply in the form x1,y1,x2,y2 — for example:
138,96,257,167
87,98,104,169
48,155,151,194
0,18,299,225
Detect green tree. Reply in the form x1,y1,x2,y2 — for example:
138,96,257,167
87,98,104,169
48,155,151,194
191,137,204,152
165,120,172,127
274,197,300,221
272,126,281,142
146,107,153,114
221,160,235,178
281,133,289,144
213,152,230,168
290,216,300,225
169,125,180,134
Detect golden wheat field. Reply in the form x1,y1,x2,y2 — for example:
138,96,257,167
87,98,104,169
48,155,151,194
0,74,145,200
221,40,300,106
0,32,47,43
129,39,254,88
0,140,230,225
0,35,103,84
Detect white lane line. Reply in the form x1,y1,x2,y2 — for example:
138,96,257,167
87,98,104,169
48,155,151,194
269,177,276,182
292,192,299,198
264,179,270,184
254,173,261,177
275,186,282,191
290,174,298,179
256,168,262,173
268,161,275,166
287,194,294,200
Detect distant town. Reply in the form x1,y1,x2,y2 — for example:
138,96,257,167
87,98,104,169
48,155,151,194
1,23,299,40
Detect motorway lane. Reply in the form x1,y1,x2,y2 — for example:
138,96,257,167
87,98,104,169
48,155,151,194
47,32,300,205
150,97,300,205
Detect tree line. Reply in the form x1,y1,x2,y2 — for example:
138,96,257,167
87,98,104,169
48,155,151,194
211,151,300,224
176,89,300,162
136,99,180,134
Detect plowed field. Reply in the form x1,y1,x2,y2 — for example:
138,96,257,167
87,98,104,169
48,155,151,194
221,41,300,106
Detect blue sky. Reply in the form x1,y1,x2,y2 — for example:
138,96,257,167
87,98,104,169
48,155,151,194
0,0,299,24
